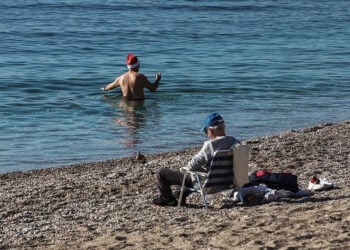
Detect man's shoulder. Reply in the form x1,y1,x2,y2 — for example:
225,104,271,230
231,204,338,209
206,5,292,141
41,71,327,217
209,136,240,149
213,135,239,142
228,136,240,144
136,73,147,79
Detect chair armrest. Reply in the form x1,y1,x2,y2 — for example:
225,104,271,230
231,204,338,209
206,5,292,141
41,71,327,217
187,170,208,178
180,167,208,177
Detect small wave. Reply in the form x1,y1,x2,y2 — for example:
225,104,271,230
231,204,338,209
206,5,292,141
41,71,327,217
22,88,44,94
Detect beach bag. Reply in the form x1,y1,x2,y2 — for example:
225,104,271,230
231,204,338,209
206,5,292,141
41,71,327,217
248,171,299,192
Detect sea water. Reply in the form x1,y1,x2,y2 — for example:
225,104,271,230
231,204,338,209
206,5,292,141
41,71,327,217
1,0,349,173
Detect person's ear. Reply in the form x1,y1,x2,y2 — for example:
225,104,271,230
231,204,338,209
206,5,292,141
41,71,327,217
207,128,214,138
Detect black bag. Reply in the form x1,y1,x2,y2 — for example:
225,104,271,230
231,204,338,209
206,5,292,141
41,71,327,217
248,171,299,192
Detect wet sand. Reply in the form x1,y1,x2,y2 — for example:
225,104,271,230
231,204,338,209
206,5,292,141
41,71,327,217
0,120,349,249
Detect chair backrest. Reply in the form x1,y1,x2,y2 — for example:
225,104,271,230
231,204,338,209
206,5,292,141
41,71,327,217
203,144,250,194
232,144,250,187
204,149,234,194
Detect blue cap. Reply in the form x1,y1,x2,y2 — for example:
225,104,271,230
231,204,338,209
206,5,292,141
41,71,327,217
200,113,225,132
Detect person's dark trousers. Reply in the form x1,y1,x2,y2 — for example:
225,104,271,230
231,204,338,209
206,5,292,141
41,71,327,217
156,167,193,200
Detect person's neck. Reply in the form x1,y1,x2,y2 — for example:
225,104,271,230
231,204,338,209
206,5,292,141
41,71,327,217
215,132,226,137
210,133,225,139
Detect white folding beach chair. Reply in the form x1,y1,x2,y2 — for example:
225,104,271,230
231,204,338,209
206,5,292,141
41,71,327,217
178,144,250,208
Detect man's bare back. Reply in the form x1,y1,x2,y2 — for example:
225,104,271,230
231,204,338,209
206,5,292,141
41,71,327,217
102,54,161,100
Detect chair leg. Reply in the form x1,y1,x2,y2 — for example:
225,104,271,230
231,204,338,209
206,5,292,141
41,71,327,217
178,172,209,209
177,172,188,208
237,187,244,204
201,190,208,209
195,174,208,209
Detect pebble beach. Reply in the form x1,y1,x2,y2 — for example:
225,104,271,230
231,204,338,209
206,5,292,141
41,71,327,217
1,120,349,249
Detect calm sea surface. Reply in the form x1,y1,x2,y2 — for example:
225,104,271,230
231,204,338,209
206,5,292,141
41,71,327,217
1,0,349,173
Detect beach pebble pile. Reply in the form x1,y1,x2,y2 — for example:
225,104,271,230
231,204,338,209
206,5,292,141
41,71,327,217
0,121,349,249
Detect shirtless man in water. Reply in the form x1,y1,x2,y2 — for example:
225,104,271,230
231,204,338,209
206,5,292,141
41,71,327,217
101,54,161,100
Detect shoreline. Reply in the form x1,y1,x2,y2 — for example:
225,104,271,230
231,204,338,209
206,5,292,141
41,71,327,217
1,120,349,249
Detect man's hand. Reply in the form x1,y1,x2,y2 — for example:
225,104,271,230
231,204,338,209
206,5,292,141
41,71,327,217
155,72,161,82
180,167,189,173
101,86,106,91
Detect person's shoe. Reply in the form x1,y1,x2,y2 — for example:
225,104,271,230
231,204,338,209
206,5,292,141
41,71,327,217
319,177,334,190
152,196,178,206
308,176,323,191
308,176,334,191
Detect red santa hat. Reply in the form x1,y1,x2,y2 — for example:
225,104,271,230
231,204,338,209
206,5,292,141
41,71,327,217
126,54,140,69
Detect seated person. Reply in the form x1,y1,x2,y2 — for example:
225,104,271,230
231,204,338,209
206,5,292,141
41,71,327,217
153,112,240,206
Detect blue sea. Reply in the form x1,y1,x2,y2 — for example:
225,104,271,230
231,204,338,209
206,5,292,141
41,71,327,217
1,0,349,173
